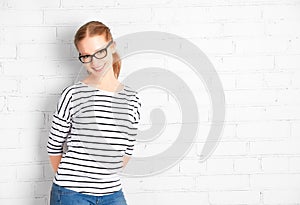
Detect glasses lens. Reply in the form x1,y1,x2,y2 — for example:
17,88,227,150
94,49,107,59
79,56,92,63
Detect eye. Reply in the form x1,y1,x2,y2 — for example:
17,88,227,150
81,55,90,59
96,49,106,55
94,49,107,58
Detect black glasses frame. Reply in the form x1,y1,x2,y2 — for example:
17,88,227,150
78,40,113,64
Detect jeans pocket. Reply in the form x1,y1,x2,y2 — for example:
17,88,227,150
50,186,61,205
50,183,79,205
103,189,127,205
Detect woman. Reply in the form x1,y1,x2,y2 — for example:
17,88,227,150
47,21,141,205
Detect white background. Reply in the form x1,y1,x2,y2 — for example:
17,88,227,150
0,0,300,204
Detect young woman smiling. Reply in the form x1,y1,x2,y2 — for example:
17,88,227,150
47,21,141,205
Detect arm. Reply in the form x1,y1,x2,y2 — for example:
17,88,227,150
49,155,62,172
122,155,131,169
122,92,141,169
47,86,73,173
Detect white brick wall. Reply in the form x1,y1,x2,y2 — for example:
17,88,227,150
0,0,299,204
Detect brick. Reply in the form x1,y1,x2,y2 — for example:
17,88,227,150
208,5,262,21
206,158,234,174
0,129,20,148
199,141,247,156
126,191,209,205
266,20,300,36
156,191,209,205
17,164,44,180
236,73,264,89
277,89,300,105
141,176,196,191
263,5,300,20
209,190,260,204
0,44,16,58
44,8,151,25
236,121,290,140
261,156,289,172
0,148,39,164
35,147,50,162
234,37,288,54
3,60,59,76
225,90,277,106
290,157,300,171
1,27,56,44
225,106,267,122
249,139,300,155
44,77,77,94
223,22,265,37
0,197,47,205
291,71,300,87
4,0,60,8
265,105,300,120
196,174,249,190
264,190,300,204
0,166,17,181
18,43,71,60
7,95,58,112
251,173,300,189
291,121,300,139
112,23,163,40
19,129,48,148
0,10,43,25
56,60,83,76
34,180,52,197
287,38,300,54
56,26,77,43
120,177,143,193
152,6,261,24
61,0,115,8
165,22,223,39
20,77,46,94
221,55,274,71
43,163,55,180
0,181,34,198
193,38,234,55
227,105,300,122
263,71,292,88
275,55,300,70
0,96,5,111
179,158,206,174
125,192,157,205
0,78,18,93
195,123,236,143
215,73,236,90
0,112,45,129
234,157,261,173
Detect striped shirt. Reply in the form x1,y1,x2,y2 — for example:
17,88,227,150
47,81,141,196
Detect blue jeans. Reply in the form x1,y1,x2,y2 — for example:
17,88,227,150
50,183,128,205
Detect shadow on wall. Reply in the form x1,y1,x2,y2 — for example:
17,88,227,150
35,24,85,205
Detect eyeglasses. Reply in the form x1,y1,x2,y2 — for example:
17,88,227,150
78,40,113,64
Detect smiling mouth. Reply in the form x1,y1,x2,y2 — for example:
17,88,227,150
93,63,105,72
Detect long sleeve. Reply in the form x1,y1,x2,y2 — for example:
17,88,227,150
125,91,141,156
47,86,73,156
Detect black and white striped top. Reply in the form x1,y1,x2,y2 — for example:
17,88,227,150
47,81,141,196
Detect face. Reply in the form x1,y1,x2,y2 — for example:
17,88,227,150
77,35,116,81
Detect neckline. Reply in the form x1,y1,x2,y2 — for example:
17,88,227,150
78,81,125,95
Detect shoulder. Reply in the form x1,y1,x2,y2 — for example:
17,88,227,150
60,82,83,96
123,85,140,98
123,85,141,108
